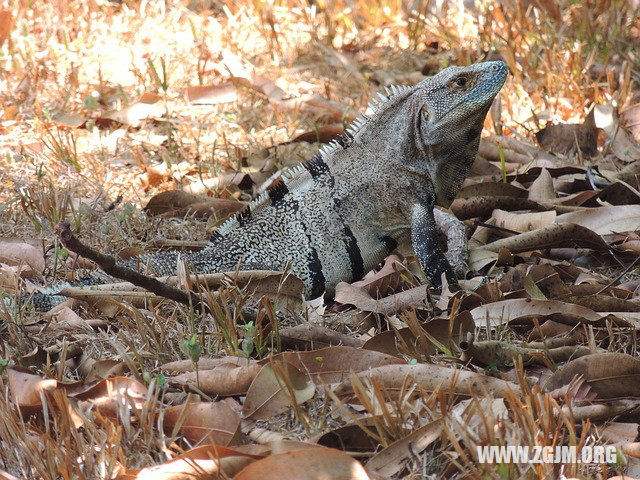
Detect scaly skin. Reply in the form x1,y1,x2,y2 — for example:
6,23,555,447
27,61,508,311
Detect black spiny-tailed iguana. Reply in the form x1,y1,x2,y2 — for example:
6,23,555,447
26,61,508,311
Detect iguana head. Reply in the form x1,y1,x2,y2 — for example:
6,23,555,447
416,61,508,207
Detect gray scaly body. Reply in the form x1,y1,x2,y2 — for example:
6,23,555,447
28,61,508,311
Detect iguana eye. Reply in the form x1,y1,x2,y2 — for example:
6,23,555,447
455,76,467,87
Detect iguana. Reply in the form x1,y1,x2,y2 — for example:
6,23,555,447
25,61,508,311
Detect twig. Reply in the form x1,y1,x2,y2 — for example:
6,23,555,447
595,255,640,295
55,221,207,313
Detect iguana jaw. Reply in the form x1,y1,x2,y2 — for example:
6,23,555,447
418,61,508,207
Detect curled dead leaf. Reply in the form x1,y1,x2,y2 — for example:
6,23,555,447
173,363,262,396
334,363,520,400
234,446,370,480
242,362,314,420
545,353,640,399
163,400,241,446
120,444,263,480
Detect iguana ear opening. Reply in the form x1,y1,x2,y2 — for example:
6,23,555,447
421,105,433,123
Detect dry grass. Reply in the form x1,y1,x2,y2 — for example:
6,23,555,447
0,0,638,478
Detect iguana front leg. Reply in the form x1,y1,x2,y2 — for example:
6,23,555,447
411,203,459,289
433,208,469,279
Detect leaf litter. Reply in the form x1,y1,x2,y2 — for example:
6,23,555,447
0,1,640,479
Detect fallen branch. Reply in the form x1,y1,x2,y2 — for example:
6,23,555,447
55,221,207,313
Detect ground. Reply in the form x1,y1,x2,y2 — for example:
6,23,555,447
0,1,639,479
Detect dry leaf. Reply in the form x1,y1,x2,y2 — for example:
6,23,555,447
362,314,474,357
71,376,148,416
535,109,598,157
163,400,241,446
161,356,255,372
7,367,59,411
97,92,163,127
0,240,45,276
234,446,370,480
334,283,429,315
457,181,528,199
365,419,442,478
334,363,520,400
242,362,314,420
120,444,263,480
0,10,11,46
144,190,246,219
528,168,556,202
545,353,640,399
187,83,238,104
289,124,344,144
451,196,546,220
556,205,640,235
479,223,610,253
173,363,262,396
594,103,640,162
264,346,404,384
492,209,556,233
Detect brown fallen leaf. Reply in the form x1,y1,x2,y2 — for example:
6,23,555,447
595,422,640,445
144,190,246,219
187,83,238,104
119,444,263,480
460,334,591,367
365,419,442,478
450,196,547,220
334,283,429,315
594,103,640,162
457,181,528,199
479,223,611,253
535,109,598,158
622,443,640,459
470,298,606,327
362,314,474,358
242,362,314,420
288,124,344,144
564,294,640,313
263,346,404,384
274,94,351,123
0,265,21,292
7,367,59,412
279,324,365,350
350,255,408,298
96,92,164,127
478,138,535,164
622,101,640,143
545,353,640,399
556,205,640,235
334,363,521,400
492,209,556,233
565,400,640,423
234,446,370,480
71,376,148,416
161,356,255,373
163,400,241,446
77,358,127,383
40,306,96,333
0,9,12,46
528,168,556,202
313,417,381,454
173,363,262,396
50,112,86,129
0,239,45,277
